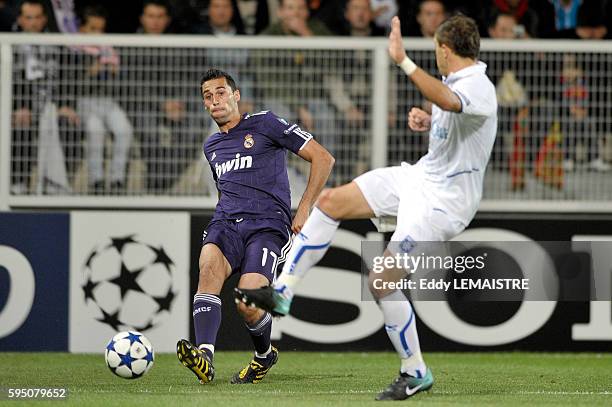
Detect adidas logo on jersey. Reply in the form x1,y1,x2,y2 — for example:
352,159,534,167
215,153,253,178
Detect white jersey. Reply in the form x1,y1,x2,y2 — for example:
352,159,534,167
414,61,498,224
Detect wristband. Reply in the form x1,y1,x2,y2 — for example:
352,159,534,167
398,56,417,76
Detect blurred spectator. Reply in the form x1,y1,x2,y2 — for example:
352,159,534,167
489,0,544,37
132,0,201,193
256,0,336,182
402,0,446,37
77,6,134,194
558,54,595,171
185,0,247,34
334,0,385,36
487,10,531,187
11,0,78,194
261,0,331,35
138,0,172,34
325,0,385,182
549,0,582,33
488,10,529,38
2,0,77,32
236,0,278,34
197,0,245,34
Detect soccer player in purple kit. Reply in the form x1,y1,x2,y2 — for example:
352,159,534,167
176,69,334,385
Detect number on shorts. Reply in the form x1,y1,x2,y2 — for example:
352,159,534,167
261,247,279,271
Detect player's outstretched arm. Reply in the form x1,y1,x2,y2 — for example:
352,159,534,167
388,16,461,113
294,139,335,234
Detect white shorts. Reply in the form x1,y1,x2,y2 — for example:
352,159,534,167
354,164,466,245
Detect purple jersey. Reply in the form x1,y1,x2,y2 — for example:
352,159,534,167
204,111,312,224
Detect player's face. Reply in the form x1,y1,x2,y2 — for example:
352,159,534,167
18,4,47,33
202,77,241,125
434,36,449,76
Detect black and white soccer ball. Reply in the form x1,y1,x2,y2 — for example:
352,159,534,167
105,331,154,379
81,235,177,332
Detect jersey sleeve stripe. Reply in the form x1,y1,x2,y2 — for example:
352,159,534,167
298,136,313,150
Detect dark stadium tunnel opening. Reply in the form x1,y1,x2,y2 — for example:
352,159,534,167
290,296,359,325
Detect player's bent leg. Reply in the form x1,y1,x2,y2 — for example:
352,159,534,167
235,182,376,312
316,181,375,220
232,273,278,384
198,243,232,294
177,244,232,384
235,272,269,324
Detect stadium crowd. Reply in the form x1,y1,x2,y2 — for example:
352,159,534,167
2,0,611,196
1,0,611,39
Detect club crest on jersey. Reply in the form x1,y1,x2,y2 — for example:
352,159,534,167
244,134,255,149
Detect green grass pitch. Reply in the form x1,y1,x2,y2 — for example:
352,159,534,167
1,352,611,406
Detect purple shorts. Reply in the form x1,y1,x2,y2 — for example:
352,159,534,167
202,218,292,282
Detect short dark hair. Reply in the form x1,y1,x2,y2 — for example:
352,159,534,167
435,14,480,59
142,0,170,14
81,5,108,23
488,10,515,29
200,69,238,94
18,0,47,16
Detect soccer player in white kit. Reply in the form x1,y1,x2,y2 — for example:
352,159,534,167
236,14,498,400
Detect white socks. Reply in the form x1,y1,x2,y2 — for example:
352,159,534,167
378,290,427,377
274,207,339,291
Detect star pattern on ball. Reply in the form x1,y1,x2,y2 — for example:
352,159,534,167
118,352,133,369
106,339,116,352
126,332,142,344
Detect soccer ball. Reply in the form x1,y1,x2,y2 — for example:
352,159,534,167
105,331,154,379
